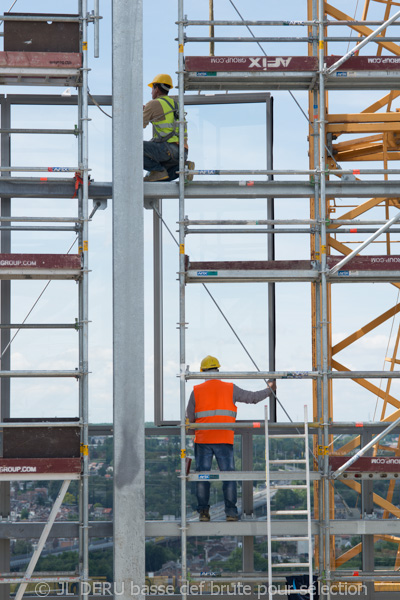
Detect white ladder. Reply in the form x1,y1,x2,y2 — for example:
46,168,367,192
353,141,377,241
264,405,313,599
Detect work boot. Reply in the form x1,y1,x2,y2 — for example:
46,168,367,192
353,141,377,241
144,169,168,182
226,514,239,522
185,161,195,183
199,509,210,522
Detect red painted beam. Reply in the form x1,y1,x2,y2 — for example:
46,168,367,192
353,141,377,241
330,456,400,472
188,259,312,270
0,51,82,69
187,257,400,271
0,458,81,475
0,254,81,269
327,255,400,271
185,56,400,72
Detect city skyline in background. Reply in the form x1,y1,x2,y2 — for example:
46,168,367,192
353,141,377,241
2,0,399,424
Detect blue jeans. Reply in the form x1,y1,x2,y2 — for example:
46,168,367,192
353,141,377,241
195,443,238,517
143,141,187,181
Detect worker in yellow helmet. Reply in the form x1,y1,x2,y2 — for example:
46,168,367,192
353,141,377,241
186,355,276,522
143,74,194,182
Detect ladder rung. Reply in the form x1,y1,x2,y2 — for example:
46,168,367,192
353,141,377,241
270,484,308,489
269,459,306,464
269,434,305,439
272,536,310,542
272,562,310,568
271,510,309,515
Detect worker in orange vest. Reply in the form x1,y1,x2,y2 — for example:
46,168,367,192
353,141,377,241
186,355,276,522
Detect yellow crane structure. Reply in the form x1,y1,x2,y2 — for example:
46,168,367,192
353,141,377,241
309,0,400,582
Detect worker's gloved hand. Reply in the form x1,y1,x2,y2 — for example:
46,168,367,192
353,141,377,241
267,379,276,392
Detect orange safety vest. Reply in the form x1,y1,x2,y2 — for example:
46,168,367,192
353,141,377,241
193,380,237,445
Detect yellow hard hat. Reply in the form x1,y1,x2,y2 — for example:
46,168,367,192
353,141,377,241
200,355,221,372
148,74,173,89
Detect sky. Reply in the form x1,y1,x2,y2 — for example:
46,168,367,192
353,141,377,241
2,0,400,426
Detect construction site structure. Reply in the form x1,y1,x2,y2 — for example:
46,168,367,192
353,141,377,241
0,5,99,599
4,2,400,600
141,1,400,599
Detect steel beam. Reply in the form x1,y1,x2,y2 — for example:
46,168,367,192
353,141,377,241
3,179,400,200
0,180,111,199
144,518,400,537
112,1,145,599
4,92,268,106
0,521,112,539
143,180,400,200
6,517,400,539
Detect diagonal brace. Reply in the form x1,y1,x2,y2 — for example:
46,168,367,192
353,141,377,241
330,208,400,274
15,479,71,600
331,416,400,479
326,8,400,75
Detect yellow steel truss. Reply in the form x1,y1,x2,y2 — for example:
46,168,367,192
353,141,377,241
310,0,400,579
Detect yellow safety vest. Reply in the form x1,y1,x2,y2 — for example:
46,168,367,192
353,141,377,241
152,96,185,145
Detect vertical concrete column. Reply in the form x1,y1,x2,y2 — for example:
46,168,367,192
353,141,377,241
112,2,145,598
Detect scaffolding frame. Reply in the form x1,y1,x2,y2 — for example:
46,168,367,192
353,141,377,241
0,4,91,598
141,1,400,599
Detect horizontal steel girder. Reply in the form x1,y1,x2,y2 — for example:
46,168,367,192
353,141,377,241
1,519,398,539
0,521,112,539
144,180,400,202
145,519,400,537
3,180,400,200
186,269,400,283
0,180,112,199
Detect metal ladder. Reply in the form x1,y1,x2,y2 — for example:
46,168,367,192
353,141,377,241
264,405,313,599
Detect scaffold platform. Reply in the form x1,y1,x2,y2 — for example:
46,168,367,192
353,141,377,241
185,256,400,283
0,51,82,86
0,458,81,481
0,254,81,279
184,55,400,90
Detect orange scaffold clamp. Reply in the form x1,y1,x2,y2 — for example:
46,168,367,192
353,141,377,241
73,172,91,198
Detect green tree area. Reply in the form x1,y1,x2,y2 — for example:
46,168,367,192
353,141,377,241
24,543,180,580
208,540,303,573
34,550,113,582
145,436,181,517
145,542,180,572
209,547,266,573
11,540,32,555
271,488,307,518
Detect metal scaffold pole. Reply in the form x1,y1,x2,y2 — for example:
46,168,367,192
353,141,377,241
113,1,145,599
178,0,188,596
266,95,276,423
318,1,331,597
79,0,90,595
309,0,324,579
0,92,11,600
